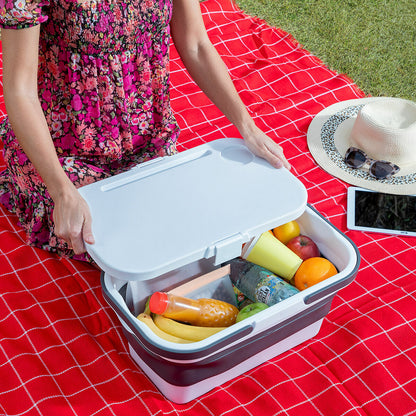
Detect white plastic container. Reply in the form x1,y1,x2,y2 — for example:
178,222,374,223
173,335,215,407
79,138,360,404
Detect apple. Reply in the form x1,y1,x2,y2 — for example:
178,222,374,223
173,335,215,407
286,235,320,260
236,302,269,323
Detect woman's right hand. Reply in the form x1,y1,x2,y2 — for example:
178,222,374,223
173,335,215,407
52,186,95,255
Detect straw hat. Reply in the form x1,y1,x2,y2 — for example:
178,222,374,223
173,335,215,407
307,97,416,195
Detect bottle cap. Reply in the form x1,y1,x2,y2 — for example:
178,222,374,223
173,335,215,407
149,292,169,314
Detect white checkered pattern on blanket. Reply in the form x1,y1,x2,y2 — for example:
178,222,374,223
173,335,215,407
0,1,415,415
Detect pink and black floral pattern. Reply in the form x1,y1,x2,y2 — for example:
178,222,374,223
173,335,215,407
0,0,180,260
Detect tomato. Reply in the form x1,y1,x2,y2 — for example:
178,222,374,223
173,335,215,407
272,220,300,244
294,257,337,290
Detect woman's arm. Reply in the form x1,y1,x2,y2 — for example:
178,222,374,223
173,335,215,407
170,0,290,170
2,26,94,254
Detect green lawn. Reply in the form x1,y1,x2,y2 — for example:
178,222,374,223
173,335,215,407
236,0,416,100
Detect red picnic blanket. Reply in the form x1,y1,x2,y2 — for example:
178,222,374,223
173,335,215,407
1,0,416,415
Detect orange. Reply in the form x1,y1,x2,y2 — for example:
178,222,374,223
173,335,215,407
272,220,300,244
294,257,337,291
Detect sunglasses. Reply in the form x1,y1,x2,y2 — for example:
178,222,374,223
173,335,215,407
344,147,400,180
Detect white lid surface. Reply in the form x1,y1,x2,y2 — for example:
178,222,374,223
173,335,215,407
78,138,307,280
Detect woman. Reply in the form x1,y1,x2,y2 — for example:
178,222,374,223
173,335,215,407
0,0,290,261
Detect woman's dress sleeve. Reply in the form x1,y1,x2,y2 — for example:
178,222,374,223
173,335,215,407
0,0,49,29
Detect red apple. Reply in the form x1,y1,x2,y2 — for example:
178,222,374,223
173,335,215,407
286,235,320,260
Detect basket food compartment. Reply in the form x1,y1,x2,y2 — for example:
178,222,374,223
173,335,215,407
101,205,359,404
79,139,360,404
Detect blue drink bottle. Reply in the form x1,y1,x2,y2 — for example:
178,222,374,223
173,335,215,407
228,258,299,306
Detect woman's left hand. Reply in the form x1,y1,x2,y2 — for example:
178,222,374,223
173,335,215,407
242,126,291,170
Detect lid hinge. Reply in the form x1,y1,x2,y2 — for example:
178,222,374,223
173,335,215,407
208,233,248,266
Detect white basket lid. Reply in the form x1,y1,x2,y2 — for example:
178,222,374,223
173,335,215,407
78,138,307,280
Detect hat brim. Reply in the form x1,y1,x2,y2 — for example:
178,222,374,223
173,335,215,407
307,97,416,195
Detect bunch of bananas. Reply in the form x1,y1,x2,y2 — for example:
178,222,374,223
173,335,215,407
137,313,227,343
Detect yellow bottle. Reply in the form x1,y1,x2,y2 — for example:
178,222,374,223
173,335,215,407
148,292,238,327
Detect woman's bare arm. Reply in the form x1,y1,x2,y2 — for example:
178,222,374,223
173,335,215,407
2,26,94,254
170,0,290,170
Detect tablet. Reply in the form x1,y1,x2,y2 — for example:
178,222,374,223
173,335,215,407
347,187,416,236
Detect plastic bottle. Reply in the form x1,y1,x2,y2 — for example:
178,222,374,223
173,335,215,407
148,292,238,327
228,258,299,306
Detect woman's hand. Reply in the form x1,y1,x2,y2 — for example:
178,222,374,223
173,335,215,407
241,125,291,170
52,186,95,255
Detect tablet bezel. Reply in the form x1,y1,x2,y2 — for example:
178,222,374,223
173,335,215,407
346,187,416,237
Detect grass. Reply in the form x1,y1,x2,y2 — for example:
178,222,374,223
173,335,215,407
236,0,416,100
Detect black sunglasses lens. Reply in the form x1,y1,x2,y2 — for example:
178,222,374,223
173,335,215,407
345,149,367,168
370,161,394,179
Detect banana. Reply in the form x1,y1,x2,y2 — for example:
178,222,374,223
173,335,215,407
153,314,226,342
136,313,192,344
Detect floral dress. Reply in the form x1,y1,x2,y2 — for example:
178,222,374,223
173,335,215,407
0,0,180,260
